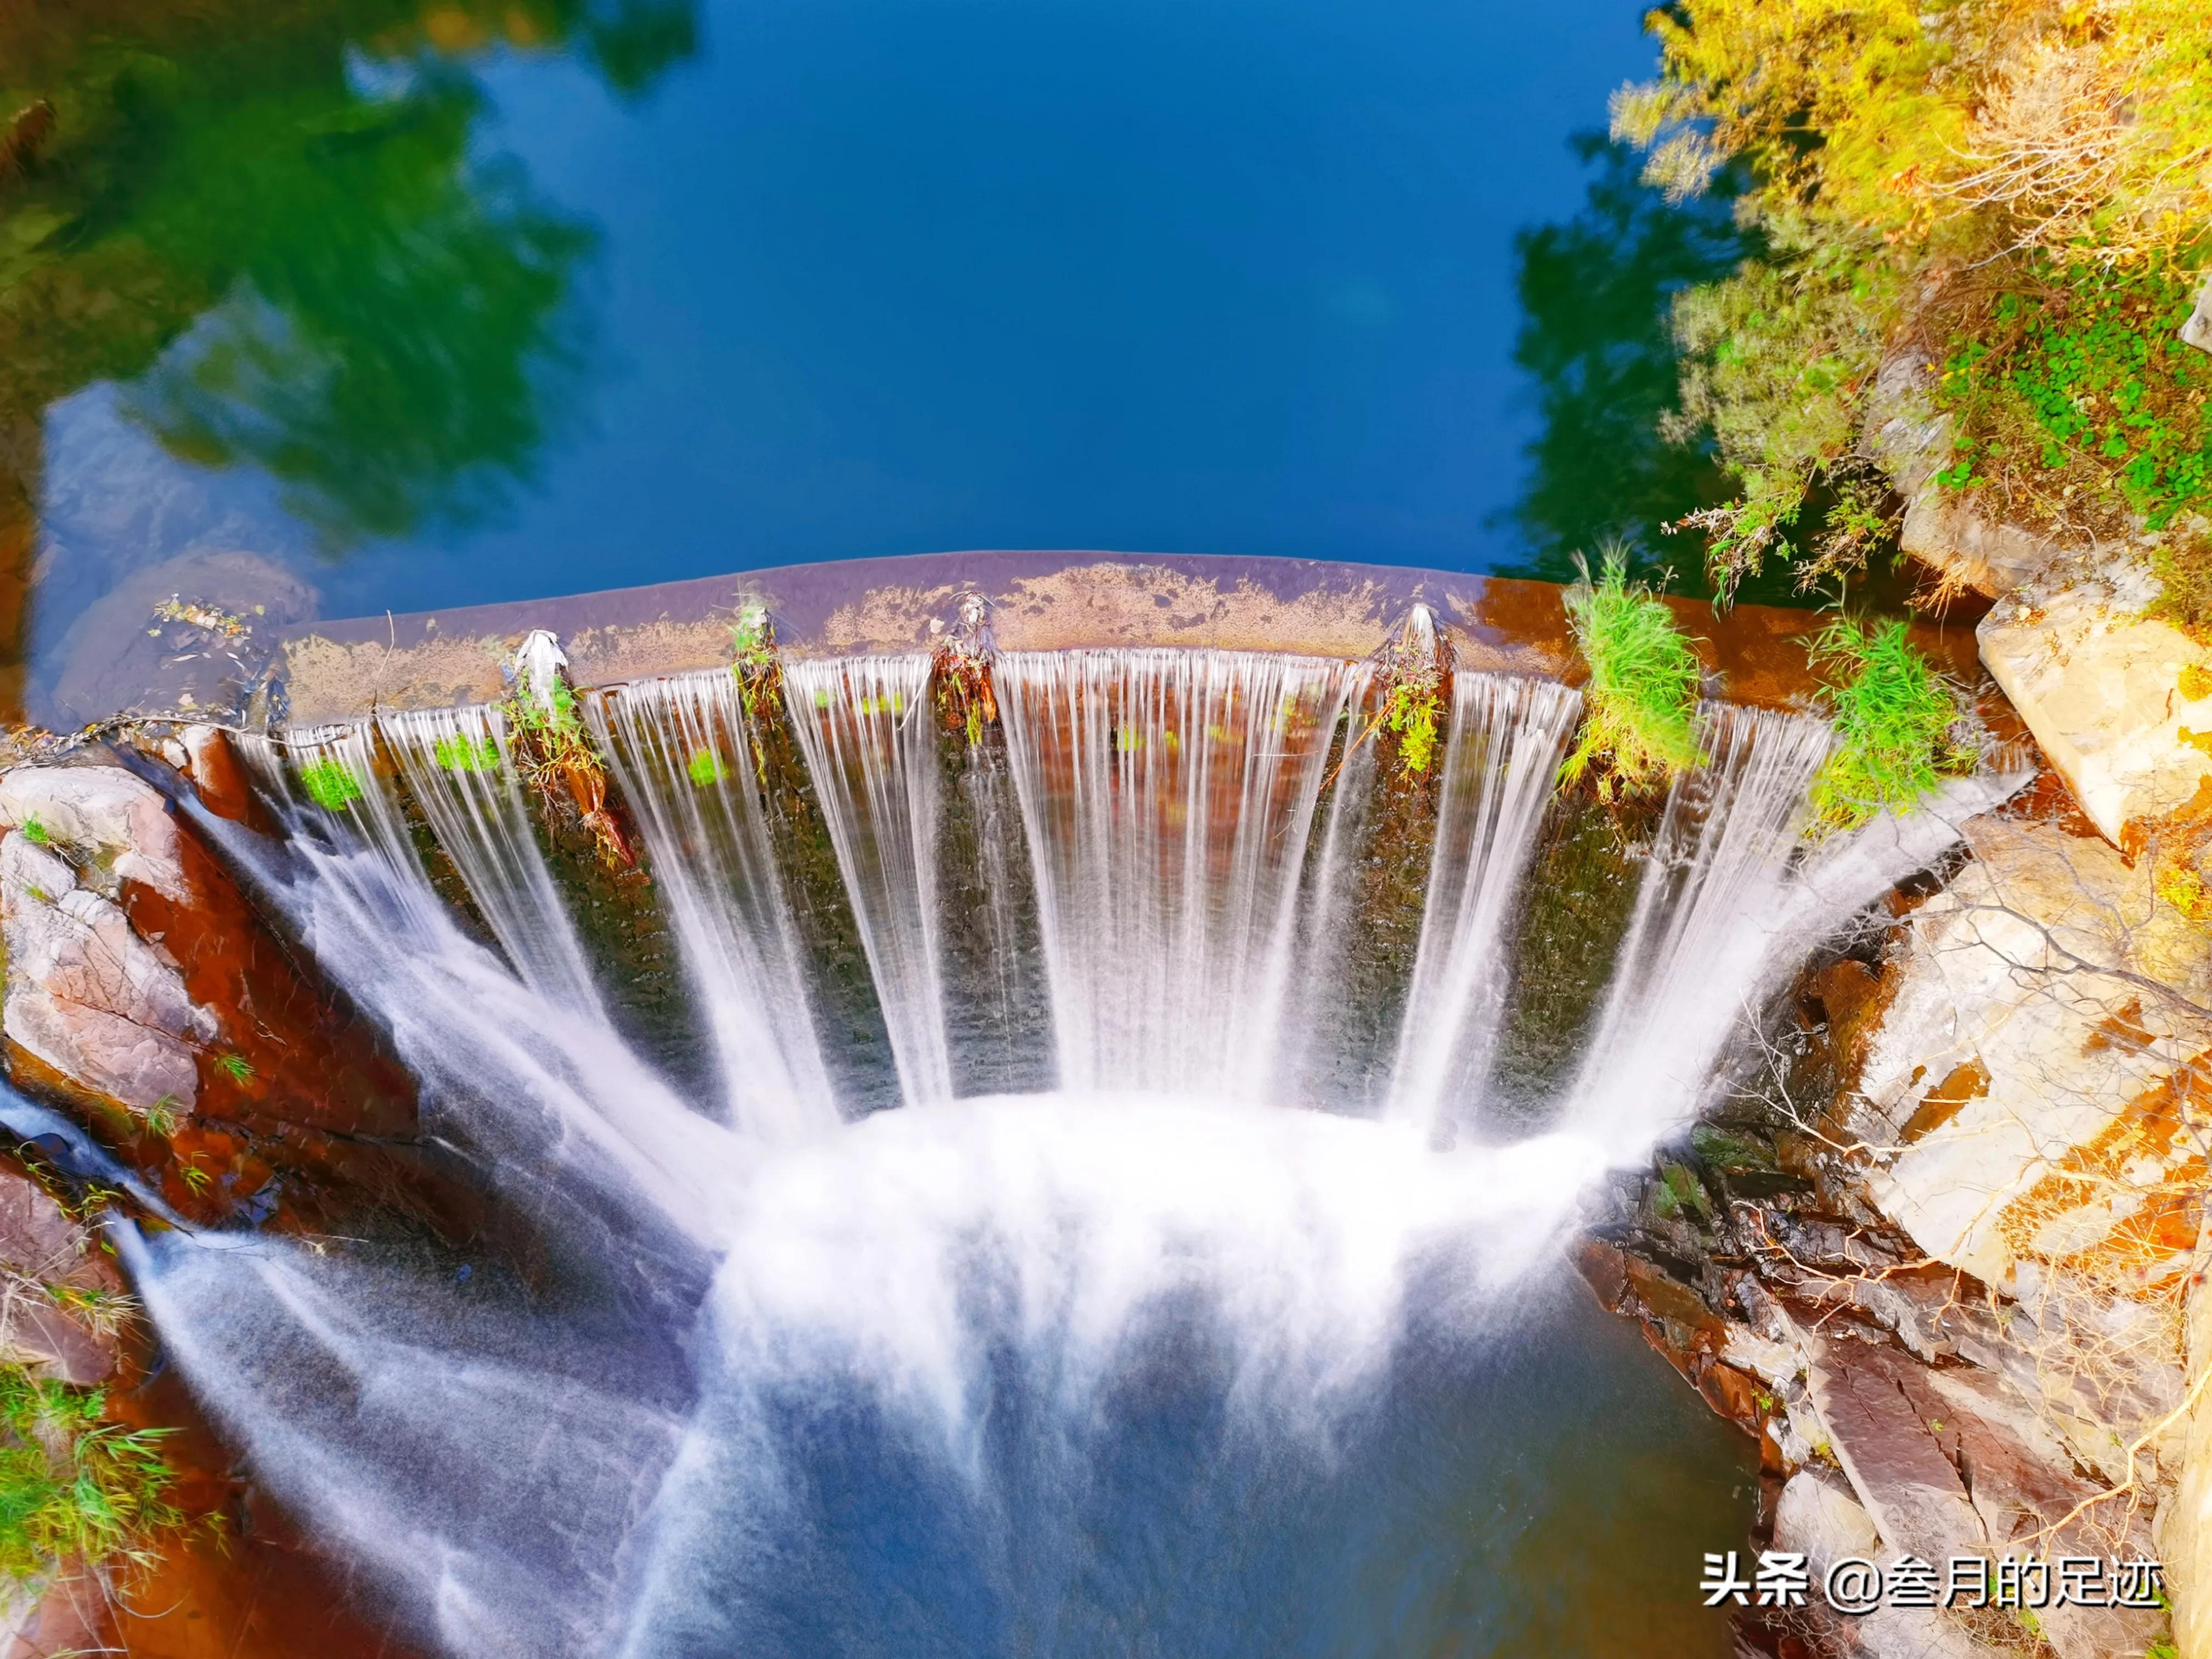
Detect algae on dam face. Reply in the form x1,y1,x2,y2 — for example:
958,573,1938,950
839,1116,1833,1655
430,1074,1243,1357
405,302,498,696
1488,790,1647,1118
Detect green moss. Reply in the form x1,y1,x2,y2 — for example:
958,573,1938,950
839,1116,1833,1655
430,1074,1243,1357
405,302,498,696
1653,1163,1715,1223
686,747,729,787
298,756,365,811
1559,549,1708,801
0,1370,183,1583
431,732,501,773
1806,617,1972,835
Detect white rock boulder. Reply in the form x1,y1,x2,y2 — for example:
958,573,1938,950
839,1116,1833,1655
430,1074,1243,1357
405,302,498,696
1979,572,2212,844
1861,816,2209,1290
0,763,187,900
0,832,211,1111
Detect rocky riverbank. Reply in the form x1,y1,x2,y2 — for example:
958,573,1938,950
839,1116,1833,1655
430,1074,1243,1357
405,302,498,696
1588,368,2212,1656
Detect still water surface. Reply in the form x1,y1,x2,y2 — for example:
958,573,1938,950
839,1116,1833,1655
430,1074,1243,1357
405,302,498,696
10,0,1671,719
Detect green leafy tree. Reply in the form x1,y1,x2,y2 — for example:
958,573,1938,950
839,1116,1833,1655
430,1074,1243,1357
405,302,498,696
1609,0,2212,601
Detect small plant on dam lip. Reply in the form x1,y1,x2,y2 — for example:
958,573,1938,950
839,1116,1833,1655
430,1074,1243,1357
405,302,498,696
504,673,632,870
1804,616,1973,835
432,731,501,774
729,606,785,781
1383,677,1441,775
1558,547,1708,802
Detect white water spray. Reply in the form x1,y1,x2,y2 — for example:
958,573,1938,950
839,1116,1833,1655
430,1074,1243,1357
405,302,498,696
1385,674,1583,1138
783,655,953,1107
381,704,610,1020
586,672,838,1140
996,649,1358,1098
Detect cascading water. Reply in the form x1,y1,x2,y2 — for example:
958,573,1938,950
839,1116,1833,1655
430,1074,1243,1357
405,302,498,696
586,670,838,1139
1384,674,1583,1141
106,640,2025,1659
995,648,1359,1099
381,704,610,1020
1273,663,1383,1108
1562,702,1833,1149
782,655,953,1107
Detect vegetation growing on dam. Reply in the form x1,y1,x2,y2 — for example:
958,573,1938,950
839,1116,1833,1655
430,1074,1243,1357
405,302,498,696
1559,549,1707,801
1806,617,1973,834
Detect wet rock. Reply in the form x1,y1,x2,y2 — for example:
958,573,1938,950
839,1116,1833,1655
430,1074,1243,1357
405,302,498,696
1903,492,2069,601
0,1158,125,1386
0,1566,111,1658
1774,1465,1879,1570
1767,1469,1997,1659
0,763,186,900
0,832,211,1114
1808,1336,2164,1659
1807,1339,1985,1562
1979,571,2212,843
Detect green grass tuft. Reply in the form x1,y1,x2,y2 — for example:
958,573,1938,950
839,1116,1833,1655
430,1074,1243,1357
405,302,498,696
0,1370,183,1583
1559,548,1708,800
298,757,365,811
19,816,50,847
1806,617,1973,835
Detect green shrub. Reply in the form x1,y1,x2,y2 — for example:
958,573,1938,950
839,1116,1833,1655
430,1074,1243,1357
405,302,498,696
1559,549,1708,800
1384,679,1442,775
1615,0,2212,598
298,757,364,811
0,1370,182,1582
1933,255,2212,535
1806,617,1972,834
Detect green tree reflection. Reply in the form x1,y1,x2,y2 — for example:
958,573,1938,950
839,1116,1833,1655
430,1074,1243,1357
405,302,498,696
0,0,696,713
117,71,594,543
1502,134,1747,588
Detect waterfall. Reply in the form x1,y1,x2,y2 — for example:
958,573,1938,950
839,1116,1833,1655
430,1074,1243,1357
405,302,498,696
996,648,1358,1098
586,672,838,1141
938,714,1054,1098
1564,702,1833,1150
105,641,2039,1659
782,656,952,1108
1273,664,1380,1108
381,705,610,1020
235,724,453,941
1385,674,1583,1140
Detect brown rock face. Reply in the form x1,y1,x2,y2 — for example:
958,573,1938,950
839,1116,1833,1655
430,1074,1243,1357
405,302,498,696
0,749,478,1240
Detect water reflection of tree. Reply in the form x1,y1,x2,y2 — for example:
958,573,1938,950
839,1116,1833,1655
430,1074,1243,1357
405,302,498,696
1500,135,1747,590
0,0,697,717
